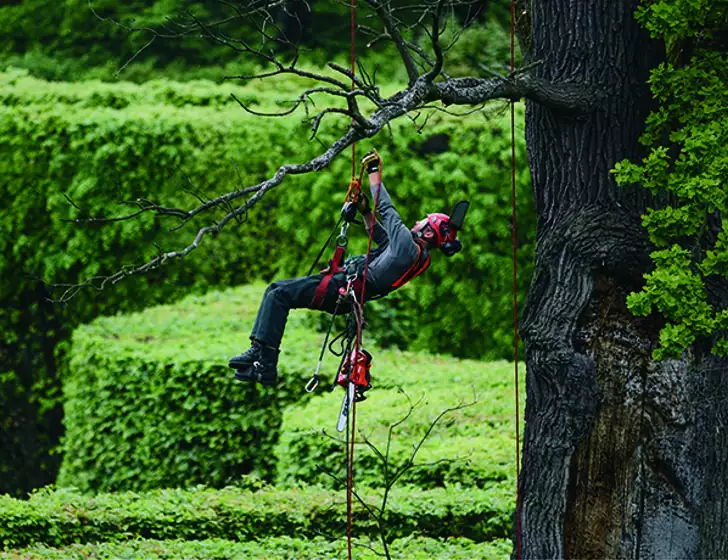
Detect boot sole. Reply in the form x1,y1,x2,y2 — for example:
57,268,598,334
233,368,277,387
229,359,254,370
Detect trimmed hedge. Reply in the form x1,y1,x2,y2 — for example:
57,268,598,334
0,485,513,551
58,284,325,493
60,284,524,493
0,68,312,110
275,361,521,489
0,537,513,560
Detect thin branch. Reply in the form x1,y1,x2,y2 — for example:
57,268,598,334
364,0,420,86
316,464,382,523
422,0,446,82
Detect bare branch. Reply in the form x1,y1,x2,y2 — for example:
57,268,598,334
434,72,600,112
422,0,446,82
64,2,598,302
364,0,420,86
231,92,302,118
316,464,382,524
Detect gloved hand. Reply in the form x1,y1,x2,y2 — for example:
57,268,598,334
361,150,381,174
356,193,371,215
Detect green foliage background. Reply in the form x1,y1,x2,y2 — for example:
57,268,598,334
613,0,728,358
0,70,532,496
0,0,512,84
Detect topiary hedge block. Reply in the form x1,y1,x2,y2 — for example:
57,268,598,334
0,485,513,551
275,360,522,489
61,283,525,494
58,284,326,493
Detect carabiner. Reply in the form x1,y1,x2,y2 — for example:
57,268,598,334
305,376,319,393
305,361,323,392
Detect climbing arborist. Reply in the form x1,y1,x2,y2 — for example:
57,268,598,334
228,150,465,386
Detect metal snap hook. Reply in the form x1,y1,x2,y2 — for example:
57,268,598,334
305,376,319,393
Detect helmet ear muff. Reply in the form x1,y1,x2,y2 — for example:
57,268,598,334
440,239,462,257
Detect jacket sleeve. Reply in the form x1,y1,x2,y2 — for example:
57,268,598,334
368,221,389,248
370,181,418,260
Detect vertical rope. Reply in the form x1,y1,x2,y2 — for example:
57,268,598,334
350,0,357,178
347,359,357,560
347,2,356,559
346,379,354,560
510,0,522,558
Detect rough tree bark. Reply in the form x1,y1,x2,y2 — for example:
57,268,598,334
518,1,728,558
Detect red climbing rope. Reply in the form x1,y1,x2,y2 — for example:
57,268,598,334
347,2,357,559
510,0,522,558
350,0,357,179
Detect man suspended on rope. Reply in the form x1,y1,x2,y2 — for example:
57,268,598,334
228,150,467,386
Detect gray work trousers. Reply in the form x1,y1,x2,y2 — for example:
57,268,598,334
250,273,350,348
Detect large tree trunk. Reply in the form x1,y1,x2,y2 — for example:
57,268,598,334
517,1,728,557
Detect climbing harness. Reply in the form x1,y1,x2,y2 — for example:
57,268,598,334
309,219,352,310
304,154,378,399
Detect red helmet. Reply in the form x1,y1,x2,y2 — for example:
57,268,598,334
411,213,456,247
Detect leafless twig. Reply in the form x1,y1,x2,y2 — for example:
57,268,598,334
315,388,477,559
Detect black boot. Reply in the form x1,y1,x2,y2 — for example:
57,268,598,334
234,345,279,386
228,339,263,370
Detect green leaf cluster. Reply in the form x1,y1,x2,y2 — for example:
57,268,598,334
613,1,728,358
0,484,512,551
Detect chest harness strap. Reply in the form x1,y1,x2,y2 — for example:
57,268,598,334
311,221,351,310
390,240,431,290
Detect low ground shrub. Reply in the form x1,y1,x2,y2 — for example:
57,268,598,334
0,485,512,551
0,537,512,560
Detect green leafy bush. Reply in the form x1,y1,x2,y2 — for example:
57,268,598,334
58,284,326,493
0,537,513,560
276,360,521,489
0,485,512,550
